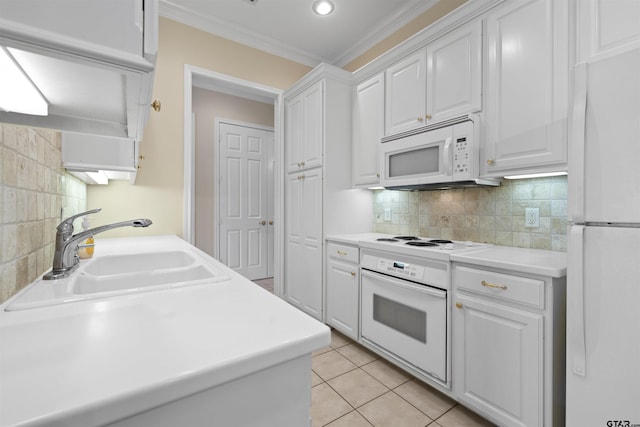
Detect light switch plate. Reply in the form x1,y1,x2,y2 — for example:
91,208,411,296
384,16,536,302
384,208,391,222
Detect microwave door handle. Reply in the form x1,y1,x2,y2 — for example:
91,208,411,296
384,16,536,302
443,137,453,176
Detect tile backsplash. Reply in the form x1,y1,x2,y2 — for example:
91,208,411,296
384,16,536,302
1,124,87,303
373,176,567,251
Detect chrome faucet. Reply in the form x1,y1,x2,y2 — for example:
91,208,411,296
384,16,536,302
43,208,152,280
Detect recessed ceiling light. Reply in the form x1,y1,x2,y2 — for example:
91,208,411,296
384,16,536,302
312,0,335,16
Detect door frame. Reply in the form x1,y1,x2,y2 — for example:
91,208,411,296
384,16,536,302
183,64,284,296
214,119,275,277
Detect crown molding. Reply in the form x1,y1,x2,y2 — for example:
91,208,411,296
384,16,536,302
160,0,442,68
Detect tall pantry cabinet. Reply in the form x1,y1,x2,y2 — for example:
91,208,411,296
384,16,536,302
284,64,372,321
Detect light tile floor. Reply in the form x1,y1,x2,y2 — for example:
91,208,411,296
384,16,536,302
250,279,496,426
311,329,497,427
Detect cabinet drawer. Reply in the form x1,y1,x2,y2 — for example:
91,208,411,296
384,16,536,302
327,243,358,264
454,265,545,309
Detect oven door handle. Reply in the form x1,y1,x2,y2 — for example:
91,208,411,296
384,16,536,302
361,269,446,299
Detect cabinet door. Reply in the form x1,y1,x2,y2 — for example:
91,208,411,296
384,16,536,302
286,81,324,172
453,293,543,427
302,81,324,171
285,169,323,320
385,51,426,136
426,20,482,124
577,0,640,63
353,73,384,187
326,258,359,340
285,95,303,173
483,0,569,176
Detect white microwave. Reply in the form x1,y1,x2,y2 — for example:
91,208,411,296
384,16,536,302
380,116,500,190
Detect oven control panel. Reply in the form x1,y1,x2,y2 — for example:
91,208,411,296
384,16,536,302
377,259,425,281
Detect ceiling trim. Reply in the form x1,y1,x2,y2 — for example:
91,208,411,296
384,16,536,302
160,1,324,67
159,0,440,68
332,0,439,67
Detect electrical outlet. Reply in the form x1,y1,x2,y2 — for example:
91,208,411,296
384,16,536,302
384,208,392,222
525,208,539,228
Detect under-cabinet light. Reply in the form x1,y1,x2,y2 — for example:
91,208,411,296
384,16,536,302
0,47,48,116
503,171,567,180
87,171,109,185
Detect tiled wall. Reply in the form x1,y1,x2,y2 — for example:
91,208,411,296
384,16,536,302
1,124,87,303
373,176,567,251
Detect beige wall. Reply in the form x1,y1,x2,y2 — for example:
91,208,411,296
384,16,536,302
373,176,568,251
87,17,311,238
343,0,468,72
1,124,87,303
193,88,274,256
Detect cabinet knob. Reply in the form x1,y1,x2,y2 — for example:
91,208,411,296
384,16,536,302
417,117,424,122
151,100,161,112
481,280,508,290
301,161,305,167
298,175,305,180
425,114,432,120
350,272,356,277
376,172,380,178
260,220,266,226
455,302,463,309
487,158,495,166
269,220,273,225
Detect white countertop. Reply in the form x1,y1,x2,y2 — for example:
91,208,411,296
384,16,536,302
451,245,567,278
326,233,567,277
0,235,330,427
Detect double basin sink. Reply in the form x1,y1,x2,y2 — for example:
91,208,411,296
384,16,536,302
6,246,230,311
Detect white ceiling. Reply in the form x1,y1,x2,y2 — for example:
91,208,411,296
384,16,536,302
160,0,441,68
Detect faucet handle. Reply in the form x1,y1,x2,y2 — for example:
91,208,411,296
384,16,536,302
57,208,102,234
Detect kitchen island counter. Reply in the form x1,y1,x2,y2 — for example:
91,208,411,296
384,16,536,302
0,235,329,427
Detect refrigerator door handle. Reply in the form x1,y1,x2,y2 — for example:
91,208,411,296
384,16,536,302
569,63,588,222
568,225,586,376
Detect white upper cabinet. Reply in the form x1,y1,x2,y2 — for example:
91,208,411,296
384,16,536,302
385,51,427,136
0,0,158,142
384,21,482,137
352,73,384,187
426,20,482,124
285,81,324,173
577,0,640,63
482,0,569,177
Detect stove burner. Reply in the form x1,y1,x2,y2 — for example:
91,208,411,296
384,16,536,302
377,238,399,242
405,241,439,247
429,239,453,244
394,236,421,241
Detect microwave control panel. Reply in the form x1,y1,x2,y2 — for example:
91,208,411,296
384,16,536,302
454,137,471,177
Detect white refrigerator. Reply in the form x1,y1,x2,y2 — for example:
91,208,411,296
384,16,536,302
567,48,640,425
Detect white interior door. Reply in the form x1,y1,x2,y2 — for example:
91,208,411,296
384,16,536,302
219,122,274,280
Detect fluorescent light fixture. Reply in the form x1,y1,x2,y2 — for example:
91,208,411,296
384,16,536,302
367,186,385,190
312,0,335,15
86,171,109,185
504,171,567,180
0,47,48,116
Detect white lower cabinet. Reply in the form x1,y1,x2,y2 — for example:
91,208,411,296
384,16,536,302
325,242,359,340
452,265,565,427
285,168,323,320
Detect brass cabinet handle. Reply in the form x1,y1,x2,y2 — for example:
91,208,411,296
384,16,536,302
487,158,495,166
425,114,432,120
350,272,356,277
481,280,508,290
455,302,463,309
337,250,347,256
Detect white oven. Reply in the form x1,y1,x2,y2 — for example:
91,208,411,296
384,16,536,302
359,248,450,383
